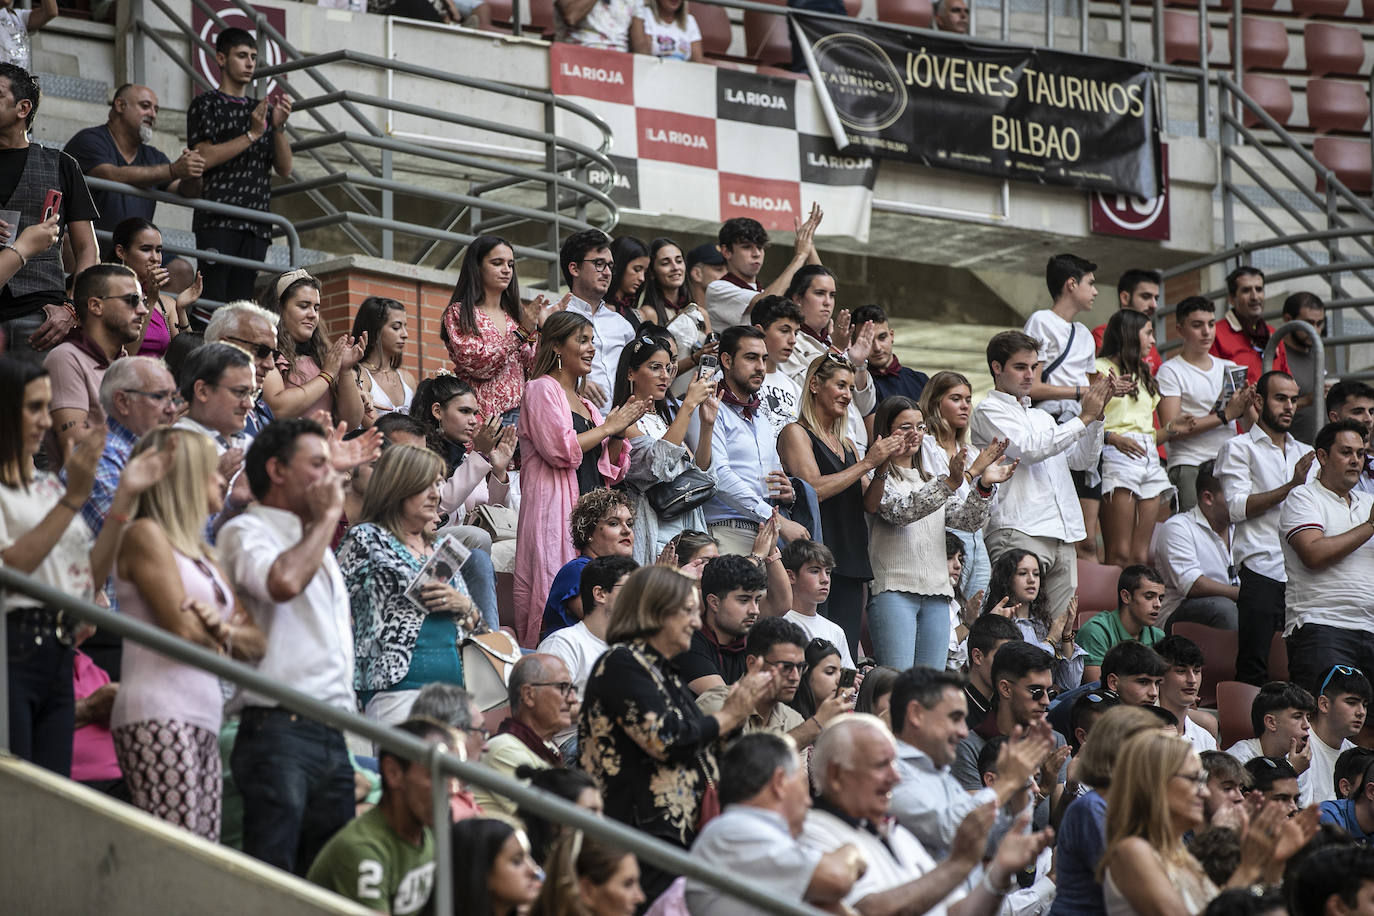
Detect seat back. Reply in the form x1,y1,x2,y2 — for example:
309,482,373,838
1307,77,1369,133
1076,560,1125,615
1164,9,1213,64
1216,680,1261,749
1241,73,1294,127
743,1,791,67
1171,622,1238,708
1304,23,1365,76
876,0,933,27
693,2,734,57
1228,17,1290,70
1314,136,1373,193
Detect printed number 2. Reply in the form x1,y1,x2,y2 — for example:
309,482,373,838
358,860,384,900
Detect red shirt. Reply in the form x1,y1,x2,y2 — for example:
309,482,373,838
1091,321,1162,373
1210,310,1288,384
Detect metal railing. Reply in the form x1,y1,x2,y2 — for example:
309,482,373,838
0,564,823,916
1264,320,1326,415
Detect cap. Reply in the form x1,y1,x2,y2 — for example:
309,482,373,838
686,243,726,272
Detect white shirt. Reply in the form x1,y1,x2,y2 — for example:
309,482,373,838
175,414,252,455
566,294,636,413
1224,736,1313,804
535,620,607,700
1155,354,1242,468
634,2,701,59
1181,714,1218,753
970,390,1105,543
1307,731,1356,805
783,610,855,668
688,806,820,916
759,368,801,443
0,9,33,71
1153,506,1235,625
1279,478,1374,634
800,807,953,916
219,504,356,711
1214,425,1314,581
1023,309,1096,422
706,277,759,329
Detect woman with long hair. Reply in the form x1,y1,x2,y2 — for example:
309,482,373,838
778,353,904,656
787,637,855,722
666,529,719,578
450,818,544,916
410,374,514,527
441,234,552,424
533,832,645,916
864,394,1014,670
611,330,719,565
919,370,992,597
259,268,367,428
337,444,485,723
630,0,704,61
352,295,417,416
110,217,202,357
1096,309,1178,568
854,665,900,722
514,311,646,646
984,549,1084,691
640,238,713,387
0,357,168,774
111,427,265,840
606,237,649,325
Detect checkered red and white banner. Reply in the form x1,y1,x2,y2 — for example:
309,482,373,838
551,44,878,243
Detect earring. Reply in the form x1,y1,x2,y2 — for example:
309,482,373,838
556,352,562,371
629,378,634,394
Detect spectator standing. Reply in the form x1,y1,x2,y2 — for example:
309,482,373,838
111,427,265,841
972,331,1111,626
705,209,821,329
1090,268,1163,371
851,304,929,403
1280,292,1327,444
932,0,968,32
1078,565,1167,685
0,0,56,70
920,370,992,597
353,296,417,416
1153,460,1240,630
686,242,726,312
110,218,202,356
203,300,279,437
983,549,1083,691
1154,634,1218,753
555,0,636,50
45,264,147,461
605,235,649,324
1279,419,1374,692
0,64,99,365
1214,370,1314,686
780,540,854,669
752,295,804,441
514,311,641,647
1326,379,1374,495
260,269,367,429
186,27,293,305
1211,266,1289,385
640,237,691,326
631,0,703,60
219,418,357,875
1306,664,1370,805
561,229,636,413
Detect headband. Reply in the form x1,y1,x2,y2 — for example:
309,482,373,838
274,268,315,301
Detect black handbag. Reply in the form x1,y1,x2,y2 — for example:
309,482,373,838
645,467,716,520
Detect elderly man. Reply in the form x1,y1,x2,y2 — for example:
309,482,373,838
471,654,578,819
801,715,1052,916
411,683,489,821
688,733,862,916
205,300,279,435
933,0,969,32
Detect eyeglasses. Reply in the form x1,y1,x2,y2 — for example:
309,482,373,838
223,335,280,362
122,388,178,405
460,725,491,741
100,293,146,309
762,658,807,675
215,383,258,402
581,258,615,273
531,681,577,698
1172,769,1209,789
894,422,928,433
1319,664,1364,696
1023,684,1059,702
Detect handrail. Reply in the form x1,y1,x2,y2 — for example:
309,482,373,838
1263,321,1325,421
0,564,825,916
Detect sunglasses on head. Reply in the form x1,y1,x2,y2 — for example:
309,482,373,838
1320,664,1365,696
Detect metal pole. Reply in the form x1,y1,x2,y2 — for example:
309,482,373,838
1001,0,1009,44
1153,0,1168,129
129,0,146,86
1079,0,1088,53
1120,0,1130,59
1198,4,1210,135
1046,0,1054,50
1221,84,1235,250
430,743,453,916
546,99,561,290
1263,321,1325,421
381,148,394,261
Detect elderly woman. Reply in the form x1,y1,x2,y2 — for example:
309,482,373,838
579,565,770,901
337,444,485,724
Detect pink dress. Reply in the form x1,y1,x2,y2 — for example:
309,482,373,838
442,304,534,422
135,303,172,357
513,376,630,646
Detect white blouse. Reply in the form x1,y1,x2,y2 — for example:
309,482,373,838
0,472,94,612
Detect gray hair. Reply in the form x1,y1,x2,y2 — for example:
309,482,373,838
411,683,478,730
809,713,894,796
204,300,279,342
719,733,799,807
98,355,167,416
507,653,561,710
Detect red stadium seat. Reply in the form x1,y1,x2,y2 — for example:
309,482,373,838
1076,560,1124,615
743,3,792,67
1268,634,1289,682
1164,10,1213,65
1171,623,1237,709
1217,681,1261,748
1242,73,1293,127
527,0,555,37
1291,0,1353,15
1075,609,1097,631
1304,23,1365,76
1227,17,1290,70
694,1,733,58
496,570,515,630
877,0,933,28
843,0,861,15
1314,136,1373,193
486,0,513,27
1307,78,1369,133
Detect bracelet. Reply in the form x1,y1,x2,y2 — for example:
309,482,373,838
3,245,26,266
59,497,83,513
246,130,261,143
748,553,764,566
317,370,335,387
871,470,888,481
1074,384,1082,402
981,870,1012,897
61,300,77,318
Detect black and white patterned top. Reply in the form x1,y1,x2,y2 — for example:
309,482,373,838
186,90,275,238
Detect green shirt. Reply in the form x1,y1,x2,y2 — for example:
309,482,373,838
1077,609,1164,666
307,806,435,914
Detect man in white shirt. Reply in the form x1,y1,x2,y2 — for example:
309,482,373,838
1223,680,1315,804
1305,664,1370,804
1152,460,1239,630
1214,370,1314,686
1326,379,1374,495
780,538,854,668
560,228,634,412
971,330,1113,624
1154,635,1218,753
705,208,821,329
752,295,804,442
1279,418,1374,694
1156,297,1253,512
220,417,357,875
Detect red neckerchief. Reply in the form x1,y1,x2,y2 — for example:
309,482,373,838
719,382,760,421
720,272,759,291
63,328,115,369
496,717,561,767
875,353,903,378
1238,312,1272,352
800,322,831,346
698,620,747,670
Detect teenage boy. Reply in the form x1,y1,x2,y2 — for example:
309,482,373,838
1155,634,1219,753
1289,845,1374,914
751,295,804,441
1335,747,1374,801
1307,664,1371,805
1215,370,1315,686
1156,297,1252,512
706,207,822,328
685,243,727,309
779,539,854,668
1154,461,1240,631
972,329,1112,627
850,303,929,403
1212,266,1289,385
676,554,769,695
1091,268,1163,372
696,616,816,743
1200,750,1249,822
1281,292,1328,444
187,27,293,305
536,555,638,710
963,614,1022,731
1098,640,1167,707
1225,680,1316,802
1243,756,1302,816
1077,565,1166,685
1280,419,1374,695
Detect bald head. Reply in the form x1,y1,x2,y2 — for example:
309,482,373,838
811,714,899,821
109,84,159,138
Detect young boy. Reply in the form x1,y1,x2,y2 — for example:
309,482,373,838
1307,664,1371,805
1154,634,1219,753
1156,296,1251,511
751,295,804,442
1225,680,1316,804
1098,640,1166,708
849,303,929,403
780,539,854,669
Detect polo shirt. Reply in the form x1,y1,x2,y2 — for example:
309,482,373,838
1075,609,1164,667
1211,309,1289,385
688,806,820,916
696,687,804,735
1317,798,1373,843
800,805,949,916
1279,479,1374,635
890,738,996,860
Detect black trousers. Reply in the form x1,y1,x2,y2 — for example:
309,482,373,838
1237,564,1285,686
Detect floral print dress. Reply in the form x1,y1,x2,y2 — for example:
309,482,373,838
441,304,534,423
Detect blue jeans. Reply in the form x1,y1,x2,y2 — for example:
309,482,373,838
229,707,355,875
954,528,991,601
462,546,500,632
867,590,951,671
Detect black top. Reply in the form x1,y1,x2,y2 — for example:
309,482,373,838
571,412,603,496
674,627,748,687
807,427,873,580
186,90,275,236
63,125,171,231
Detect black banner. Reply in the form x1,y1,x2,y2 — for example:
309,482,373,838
795,15,1160,198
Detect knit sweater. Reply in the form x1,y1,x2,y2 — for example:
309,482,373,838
868,463,992,597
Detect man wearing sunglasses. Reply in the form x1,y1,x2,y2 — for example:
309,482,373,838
205,300,280,437
1308,664,1371,805
44,263,148,464
698,617,814,745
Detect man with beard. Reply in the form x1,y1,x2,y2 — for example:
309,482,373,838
679,554,770,695
698,616,816,744
1211,266,1290,385
1215,370,1314,685
1280,419,1374,694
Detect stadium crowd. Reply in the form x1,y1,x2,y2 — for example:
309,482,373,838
2,21,1374,916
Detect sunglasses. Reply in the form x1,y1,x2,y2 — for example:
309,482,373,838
223,335,281,363
1023,684,1059,702
823,351,855,370
192,557,229,607
1320,664,1365,696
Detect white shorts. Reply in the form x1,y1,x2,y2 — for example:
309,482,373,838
1101,432,1174,500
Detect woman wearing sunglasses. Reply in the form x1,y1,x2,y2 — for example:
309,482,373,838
111,426,265,840
110,217,203,357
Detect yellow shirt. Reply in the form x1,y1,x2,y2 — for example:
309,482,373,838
1094,357,1159,435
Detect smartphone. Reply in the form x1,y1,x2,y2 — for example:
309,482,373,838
698,354,719,379
500,407,520,428
41,189,62,222
838,668,857,689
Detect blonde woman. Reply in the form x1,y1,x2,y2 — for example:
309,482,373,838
337,444,483,724
919,370,992,597
1101,730,1318,916
112,427,265,840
